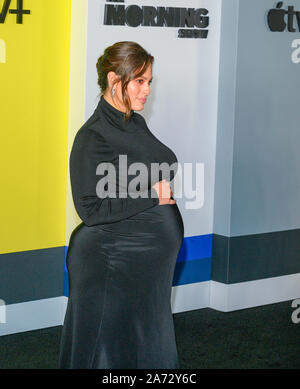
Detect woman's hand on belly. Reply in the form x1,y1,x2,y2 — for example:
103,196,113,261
152,180,176,206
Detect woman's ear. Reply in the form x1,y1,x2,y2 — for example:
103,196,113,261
107,71,118,88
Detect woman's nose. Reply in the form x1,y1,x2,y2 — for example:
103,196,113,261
144,83,150,95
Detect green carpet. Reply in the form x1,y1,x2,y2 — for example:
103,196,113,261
0,300,299,369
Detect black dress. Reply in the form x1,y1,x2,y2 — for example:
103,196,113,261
58,96,184,369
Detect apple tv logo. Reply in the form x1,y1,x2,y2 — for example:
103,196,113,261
267,2,300,32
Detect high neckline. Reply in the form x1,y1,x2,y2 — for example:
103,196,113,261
96,95,137,133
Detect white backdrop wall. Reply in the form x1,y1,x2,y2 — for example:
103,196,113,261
84,0,222,238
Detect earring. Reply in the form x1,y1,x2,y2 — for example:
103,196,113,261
111,87,115,97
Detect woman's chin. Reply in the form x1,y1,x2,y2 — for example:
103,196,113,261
132,103,145,111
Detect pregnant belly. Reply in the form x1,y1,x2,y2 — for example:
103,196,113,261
67,204,184,308
98,203,182,237
92,203,184,289
94,203,184,254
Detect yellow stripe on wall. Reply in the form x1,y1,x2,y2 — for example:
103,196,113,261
0,0,71,253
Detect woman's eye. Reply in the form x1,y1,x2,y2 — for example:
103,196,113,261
136,79,152,85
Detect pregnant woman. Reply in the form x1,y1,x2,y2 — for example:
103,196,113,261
58,41,184,369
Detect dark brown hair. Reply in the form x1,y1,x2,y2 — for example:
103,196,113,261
96,41,154,121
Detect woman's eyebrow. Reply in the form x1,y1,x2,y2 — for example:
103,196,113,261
138,76,153,81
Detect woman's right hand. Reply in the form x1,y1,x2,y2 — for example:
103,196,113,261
152,180,176,205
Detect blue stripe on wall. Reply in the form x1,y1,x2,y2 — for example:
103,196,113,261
64,246,68,272
64,246,69,297
177,234,212,262
63,234,213,297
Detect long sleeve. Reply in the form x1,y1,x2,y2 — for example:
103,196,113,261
70,128,159,226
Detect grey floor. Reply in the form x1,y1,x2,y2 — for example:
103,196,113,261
0,299,299,369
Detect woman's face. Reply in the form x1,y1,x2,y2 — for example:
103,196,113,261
113,64,153,112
